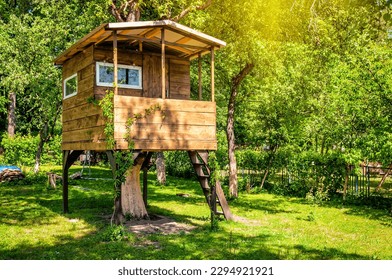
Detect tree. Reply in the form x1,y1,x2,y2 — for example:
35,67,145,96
106,0,214,222
196,0,276,198
0,1,110,171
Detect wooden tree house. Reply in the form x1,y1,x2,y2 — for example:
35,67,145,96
54,20,232,221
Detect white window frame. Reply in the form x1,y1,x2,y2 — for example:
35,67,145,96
63,73,78,99
96,62,142,90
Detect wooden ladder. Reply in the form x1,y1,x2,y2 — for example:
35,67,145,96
188,151,233,221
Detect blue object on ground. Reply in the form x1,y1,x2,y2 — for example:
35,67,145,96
0,166,21,172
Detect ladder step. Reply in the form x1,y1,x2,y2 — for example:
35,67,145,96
214,211,224,215
198,175,210,179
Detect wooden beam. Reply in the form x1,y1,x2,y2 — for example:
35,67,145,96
113,30,118,95
143,27,161,39
62,150,70,214
106,150,117,179
198,53,202,100
114,34,206,52
161,28,166,99
139,41,143,52
62,150,84,213
176,36,192,44
94,32,113,46
210,47,215,102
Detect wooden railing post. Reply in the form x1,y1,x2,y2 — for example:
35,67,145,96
210,47,215,102
198,53,202,100
161,28,166,99
113,30,118,95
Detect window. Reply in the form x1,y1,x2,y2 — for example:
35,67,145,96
96,62,142,89
63,74,78,99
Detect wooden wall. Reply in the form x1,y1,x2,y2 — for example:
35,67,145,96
113,95,217,151
62,46,107,151
62,45,201,151
93,47,190,100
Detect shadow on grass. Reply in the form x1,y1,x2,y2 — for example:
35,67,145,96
0,168,377,260
0,208,370,260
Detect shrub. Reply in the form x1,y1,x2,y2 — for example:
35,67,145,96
1,134,39,166
164,151,194,178
101,225,132,242
0,134,62,167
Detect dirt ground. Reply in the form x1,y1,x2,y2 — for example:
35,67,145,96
123,214,196,235
120,214,259,236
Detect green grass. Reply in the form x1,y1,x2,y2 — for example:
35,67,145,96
0,165,391,260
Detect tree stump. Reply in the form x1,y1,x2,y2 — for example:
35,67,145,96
47,172,62,189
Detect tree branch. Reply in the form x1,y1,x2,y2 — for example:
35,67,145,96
170,0,212,22
232,63,254,89
111,1,124,22
111,0,140,22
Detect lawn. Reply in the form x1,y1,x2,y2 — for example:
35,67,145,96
0,165,391,260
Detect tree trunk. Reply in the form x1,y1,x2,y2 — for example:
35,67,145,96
227,90,238,198
260,149,276,190
7,92,16,137
121,153,149,219
226,63,254,198
34,122,48,174
156,151,166,185
34,138,44,174
343,165,350,200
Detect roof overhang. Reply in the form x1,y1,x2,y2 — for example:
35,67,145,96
54,20,226,65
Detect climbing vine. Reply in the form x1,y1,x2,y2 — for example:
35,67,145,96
98,90,115,150
92,89,166,221
124,103,163,150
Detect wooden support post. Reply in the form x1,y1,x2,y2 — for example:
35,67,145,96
139,41,143,52
161,28,166,99
106,151,117,179
210,181,217,214
62,150,83,213
198,53,202,100
62,150,70,213
210,47,215,102
113,31,118,95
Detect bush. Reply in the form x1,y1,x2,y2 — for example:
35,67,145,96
164,151,194,178
0,134,62,167
1,134,39,166
100,225,133,242
41,135,62,165
265,151,347,199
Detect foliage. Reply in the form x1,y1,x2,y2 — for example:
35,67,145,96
165,151,194,178
99,91,115,149
1,134,39,166
0,134,62,167
0,0,392,203
101,225,132,242
124,103,162,150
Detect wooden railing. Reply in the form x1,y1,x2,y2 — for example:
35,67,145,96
113,96,217,151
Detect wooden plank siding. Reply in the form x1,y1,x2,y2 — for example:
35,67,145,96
113,96,217,151
62,46,105,151
92,47,190,99
169,59,190,100
61,44,204,151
